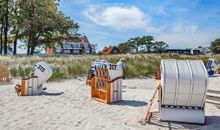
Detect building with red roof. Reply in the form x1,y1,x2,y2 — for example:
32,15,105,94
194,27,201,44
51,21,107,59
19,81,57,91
101,46,121,55
55,35,95,54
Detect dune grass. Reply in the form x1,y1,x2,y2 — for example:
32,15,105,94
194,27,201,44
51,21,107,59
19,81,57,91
0,54,219,81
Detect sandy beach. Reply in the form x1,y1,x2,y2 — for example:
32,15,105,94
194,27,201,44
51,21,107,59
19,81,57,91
0,77,220,130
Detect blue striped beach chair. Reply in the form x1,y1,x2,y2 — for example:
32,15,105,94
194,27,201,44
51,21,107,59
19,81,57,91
206,59,214,69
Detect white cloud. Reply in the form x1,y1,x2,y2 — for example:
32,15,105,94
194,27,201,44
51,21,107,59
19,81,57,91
84,6,149,30
81,3,217,48
156,22,218,48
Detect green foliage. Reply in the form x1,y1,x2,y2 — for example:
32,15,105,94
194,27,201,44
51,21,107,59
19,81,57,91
9,64,33,77
10,65,18,76
140,36,154,53
117,35,169,54
210,38,220,54
17,0,79,55
50,64,69,81
118,42,131,54
0,0,79,55
153,41,169,53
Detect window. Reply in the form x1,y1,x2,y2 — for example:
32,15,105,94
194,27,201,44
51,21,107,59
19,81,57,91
72,43,81,48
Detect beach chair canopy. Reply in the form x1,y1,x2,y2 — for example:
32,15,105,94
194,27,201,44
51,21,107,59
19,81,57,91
160,59,208,107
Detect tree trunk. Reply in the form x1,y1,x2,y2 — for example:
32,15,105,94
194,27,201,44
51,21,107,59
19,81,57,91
30,44,36,55
147,46,151,53
30,38,36,55
27,45,30,55
13,30,19,55
27,36,31,56
27,31,35,56
0,17,4,54
30,34,38,56
59,41,64,54
4,0,9,55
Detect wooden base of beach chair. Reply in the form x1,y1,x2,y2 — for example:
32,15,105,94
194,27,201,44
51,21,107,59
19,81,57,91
15,78,28,96
86,80,91,86
91,77,111,104
15,76,42,96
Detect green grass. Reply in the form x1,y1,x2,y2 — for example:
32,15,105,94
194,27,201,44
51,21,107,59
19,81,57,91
0,54,219,81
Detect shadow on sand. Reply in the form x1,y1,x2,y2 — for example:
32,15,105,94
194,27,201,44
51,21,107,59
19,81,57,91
41,92,64,96
147,115,220,130
113,100,147,107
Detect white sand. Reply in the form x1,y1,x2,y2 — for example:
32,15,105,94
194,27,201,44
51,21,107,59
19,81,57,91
0,77,220,130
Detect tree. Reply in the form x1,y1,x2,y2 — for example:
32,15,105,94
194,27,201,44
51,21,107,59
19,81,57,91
127,37,141,53
118,42,131,54
0,0,10,55
38,12,79,49
0,16,3,54
140,36,154,53
3,0,9,55
210,38,220,54
0,0,22,55
10,0,21,55
17,0,56,55
117,35,168,54
17,0,79,55
0,0,4,54
0,0,80,55
153,41,169,53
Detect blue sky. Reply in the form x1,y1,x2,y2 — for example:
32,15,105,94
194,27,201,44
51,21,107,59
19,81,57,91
59,0,220,50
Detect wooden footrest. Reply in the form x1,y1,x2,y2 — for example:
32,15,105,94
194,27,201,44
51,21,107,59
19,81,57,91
92,97,108,104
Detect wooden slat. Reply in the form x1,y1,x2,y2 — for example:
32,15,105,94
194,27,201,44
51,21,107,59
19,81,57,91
143,86,160,123
91,78,95,97
106,82,111,104
21,79,25,96
92,97,108,104
95,89,107,93
91,66,112,104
